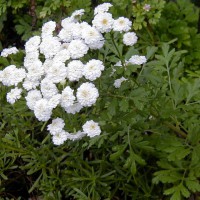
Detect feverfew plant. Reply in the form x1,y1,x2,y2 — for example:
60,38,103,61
0,3,146,146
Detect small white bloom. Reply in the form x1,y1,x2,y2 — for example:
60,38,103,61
25,89,42,110
41,21,56,38
94,3,112,15
58,26,73,42
128,55,147,65
6,87,22,104
66,60,84,82
71,9,85,18
26,64,44,81
69,131,86,141
114,76,127,88
40,36,61,59
45,61,67,83
47,118,65,135
23,78,40,91
83,59,104,81
71,9,85,21
92,12,114,33
113,17,132,33
48,94,61,109
34,99,52,121
1,65,26,86
40,78,58,99
24,53,42,69
88,40,105,50
53,49,70,63
71,23,85,39
82,26,104,49
1,47,19,57
52,131,68,145
82,120,101,137
61,17,75,28
123,32,138,46
25,36,41,53
60,86,76,108
67,39,89,59
64,102,83,114
76,82,99,107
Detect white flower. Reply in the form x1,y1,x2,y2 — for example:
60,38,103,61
45,61,67,83
25,36,41,53
40,78,58,99
34,99,52,121
48,94,61,109
53,49,70,63
76,82,99,107
26,64,44,81
114,76,127,88
69,131,86,141
6,87,22,104
143,4,151,12
92,12,114,33
123,32,138,46
71,9,85,18
40,36,61,59
83,59,104,81
67,39,89,59
60,86,75,108
25,89,42,110
41,21,56,38
82,26,105,49
47,118,65,135
52,131,69,145
1,65,26,86
23,78,40,91
24,52,41,69
64,102,83,114
61,17,75,28
66,60,84,81
82,120,101,137
94,3,112,15
58,26,73,42
113,17,132,33
128,55,147,65
1,47,19,57
88,40,105,50
71,23,85,40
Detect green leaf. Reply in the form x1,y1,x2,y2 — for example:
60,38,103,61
185,179,200,193
28,173,42,193
167,147,190,161
110,145,127,161
130,160,136,175
119,99,129,112
107,98,118,116
146,46,158,60
170,190,181,200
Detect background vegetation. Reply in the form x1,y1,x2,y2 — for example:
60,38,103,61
1,0,200,199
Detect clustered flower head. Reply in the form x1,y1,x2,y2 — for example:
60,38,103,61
0,3,147,145
1,47,19,57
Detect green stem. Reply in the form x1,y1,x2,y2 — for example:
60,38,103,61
105,93,187,138
110,32,125,68
164,122,187,138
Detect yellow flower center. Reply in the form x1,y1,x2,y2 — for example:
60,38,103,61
102,19,108,25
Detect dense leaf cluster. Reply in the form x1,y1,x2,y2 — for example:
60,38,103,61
1,0,200,200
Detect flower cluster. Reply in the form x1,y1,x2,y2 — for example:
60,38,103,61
0,3,147,145
1,47,19,57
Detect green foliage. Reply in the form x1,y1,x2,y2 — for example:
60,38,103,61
1,1,200,200
154,0,200,70
132,0,166,30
